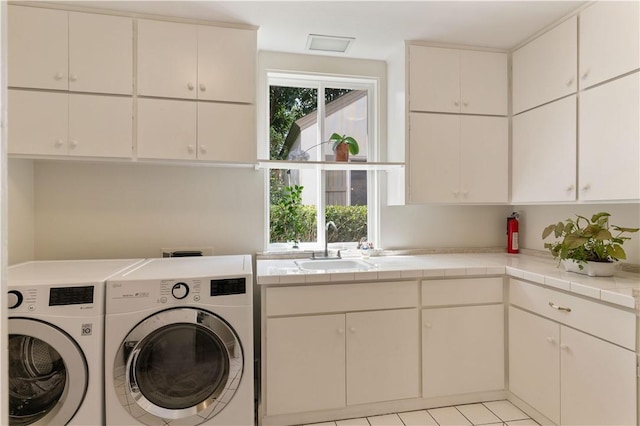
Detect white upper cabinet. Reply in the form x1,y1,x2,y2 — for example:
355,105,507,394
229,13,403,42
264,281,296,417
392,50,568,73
137,19,199,100
137,98,198,160
8,6,132,94
138,19,256,103
197,25,256,104
197,103,255,163
512,16,577,114
409,113,508,203
579,1,640,89
8,6,69,90
579,72,639,201
8,90,132,158
68,12,133,95
512,96,577,203
409,45,507,116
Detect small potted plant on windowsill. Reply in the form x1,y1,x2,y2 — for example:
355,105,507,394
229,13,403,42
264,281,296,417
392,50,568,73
329,133,359,162
542,212,639,277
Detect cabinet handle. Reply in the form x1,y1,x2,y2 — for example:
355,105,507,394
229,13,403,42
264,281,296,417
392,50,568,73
199,83,206,92
199,145,207,154
566,184,575,191
566,78,574,87
54,72,64,81
581,183,591,191
349,327,356,333
546,337,556,344
69,74,78,82
453,101,460,107
549,302,571,312
462,101,468,107
69,140,78,149
560,344,570,351
187,144,195,153
187,82,195,91
337,328,345,335
462,190,468,198
453,190,460,198
423,322,432,328
581,69,590,80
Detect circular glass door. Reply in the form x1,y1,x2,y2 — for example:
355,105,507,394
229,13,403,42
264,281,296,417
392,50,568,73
8,318,88,426
114,308,244,426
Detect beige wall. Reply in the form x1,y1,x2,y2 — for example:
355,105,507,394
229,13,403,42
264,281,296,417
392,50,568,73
515,204,640,265
30,161,265,260
7,159,34,264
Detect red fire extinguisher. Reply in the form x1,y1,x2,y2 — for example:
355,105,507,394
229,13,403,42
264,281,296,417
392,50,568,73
507,212,520,254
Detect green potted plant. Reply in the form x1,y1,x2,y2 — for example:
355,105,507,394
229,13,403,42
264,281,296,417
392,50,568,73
542,212,639,277
277,185,304,248
329,132,359,162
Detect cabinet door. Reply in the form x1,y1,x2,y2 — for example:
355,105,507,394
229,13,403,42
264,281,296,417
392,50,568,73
508,307,560,425
137,98,197,160
560,326,637,426
512,96,576,203
579,1,640,89
266,315,346,415
69,12,133,95
409,46,460,113
197,103,255,162
460,50,508,116
512,17,577,114
137,19,198,99
408,113,460,203
423,305,504,399
197,26,256,103
460,116,508,203
579,72,639,201
8,90,68,156
69,94,132,158
8,6,68,90
346,309,419,405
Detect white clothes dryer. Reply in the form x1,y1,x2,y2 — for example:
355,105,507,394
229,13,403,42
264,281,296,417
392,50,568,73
104,255,254,426
7,259,144,426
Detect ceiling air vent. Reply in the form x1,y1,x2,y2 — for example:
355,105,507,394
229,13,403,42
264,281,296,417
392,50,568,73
306,34,355,53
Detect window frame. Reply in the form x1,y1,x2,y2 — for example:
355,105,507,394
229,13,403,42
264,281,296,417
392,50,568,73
265,72,380,252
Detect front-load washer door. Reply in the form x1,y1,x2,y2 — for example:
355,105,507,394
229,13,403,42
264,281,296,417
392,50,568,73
114,308,243,426
8,318,88,426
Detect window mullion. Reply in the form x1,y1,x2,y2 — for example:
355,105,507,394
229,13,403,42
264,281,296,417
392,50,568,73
318,83,326,248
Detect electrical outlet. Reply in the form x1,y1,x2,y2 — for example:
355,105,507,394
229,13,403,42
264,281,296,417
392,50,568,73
160,247,214,257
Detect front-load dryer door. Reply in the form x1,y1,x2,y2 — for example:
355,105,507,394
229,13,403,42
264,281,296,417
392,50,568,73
8,318,88,426
114,308,244,426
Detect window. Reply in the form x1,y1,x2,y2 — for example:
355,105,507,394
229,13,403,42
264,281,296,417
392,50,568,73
267,73,378,251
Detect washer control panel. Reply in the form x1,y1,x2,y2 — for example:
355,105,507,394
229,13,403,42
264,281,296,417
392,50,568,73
171,282,190,299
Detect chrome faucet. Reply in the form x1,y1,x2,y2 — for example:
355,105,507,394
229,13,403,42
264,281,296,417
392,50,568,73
325,221,337,258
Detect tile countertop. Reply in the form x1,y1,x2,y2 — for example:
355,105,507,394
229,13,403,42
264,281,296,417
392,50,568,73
256,253,640,310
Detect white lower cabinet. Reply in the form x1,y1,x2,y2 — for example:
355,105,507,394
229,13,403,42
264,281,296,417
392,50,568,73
421,277,505,399
422,304,504,398
264,281,419,417
509,279,637,426
266,314,346,415
266,308,419,415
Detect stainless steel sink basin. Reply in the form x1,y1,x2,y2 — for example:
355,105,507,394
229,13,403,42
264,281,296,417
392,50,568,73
295,259,375,272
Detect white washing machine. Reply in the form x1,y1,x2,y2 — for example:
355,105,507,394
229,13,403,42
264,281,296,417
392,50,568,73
7,259,144,426
104,255,254,426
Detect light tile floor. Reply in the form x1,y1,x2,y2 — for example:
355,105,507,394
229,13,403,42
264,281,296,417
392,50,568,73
305,400,538,426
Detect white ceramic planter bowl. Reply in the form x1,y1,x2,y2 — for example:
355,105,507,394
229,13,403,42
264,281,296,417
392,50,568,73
562,259,617,277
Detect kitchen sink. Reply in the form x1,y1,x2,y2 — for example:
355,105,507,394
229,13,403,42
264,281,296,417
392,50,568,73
295,259,375,272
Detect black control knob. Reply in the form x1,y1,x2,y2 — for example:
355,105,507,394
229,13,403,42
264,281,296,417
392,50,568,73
8,290,23,309
171,282,189,300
